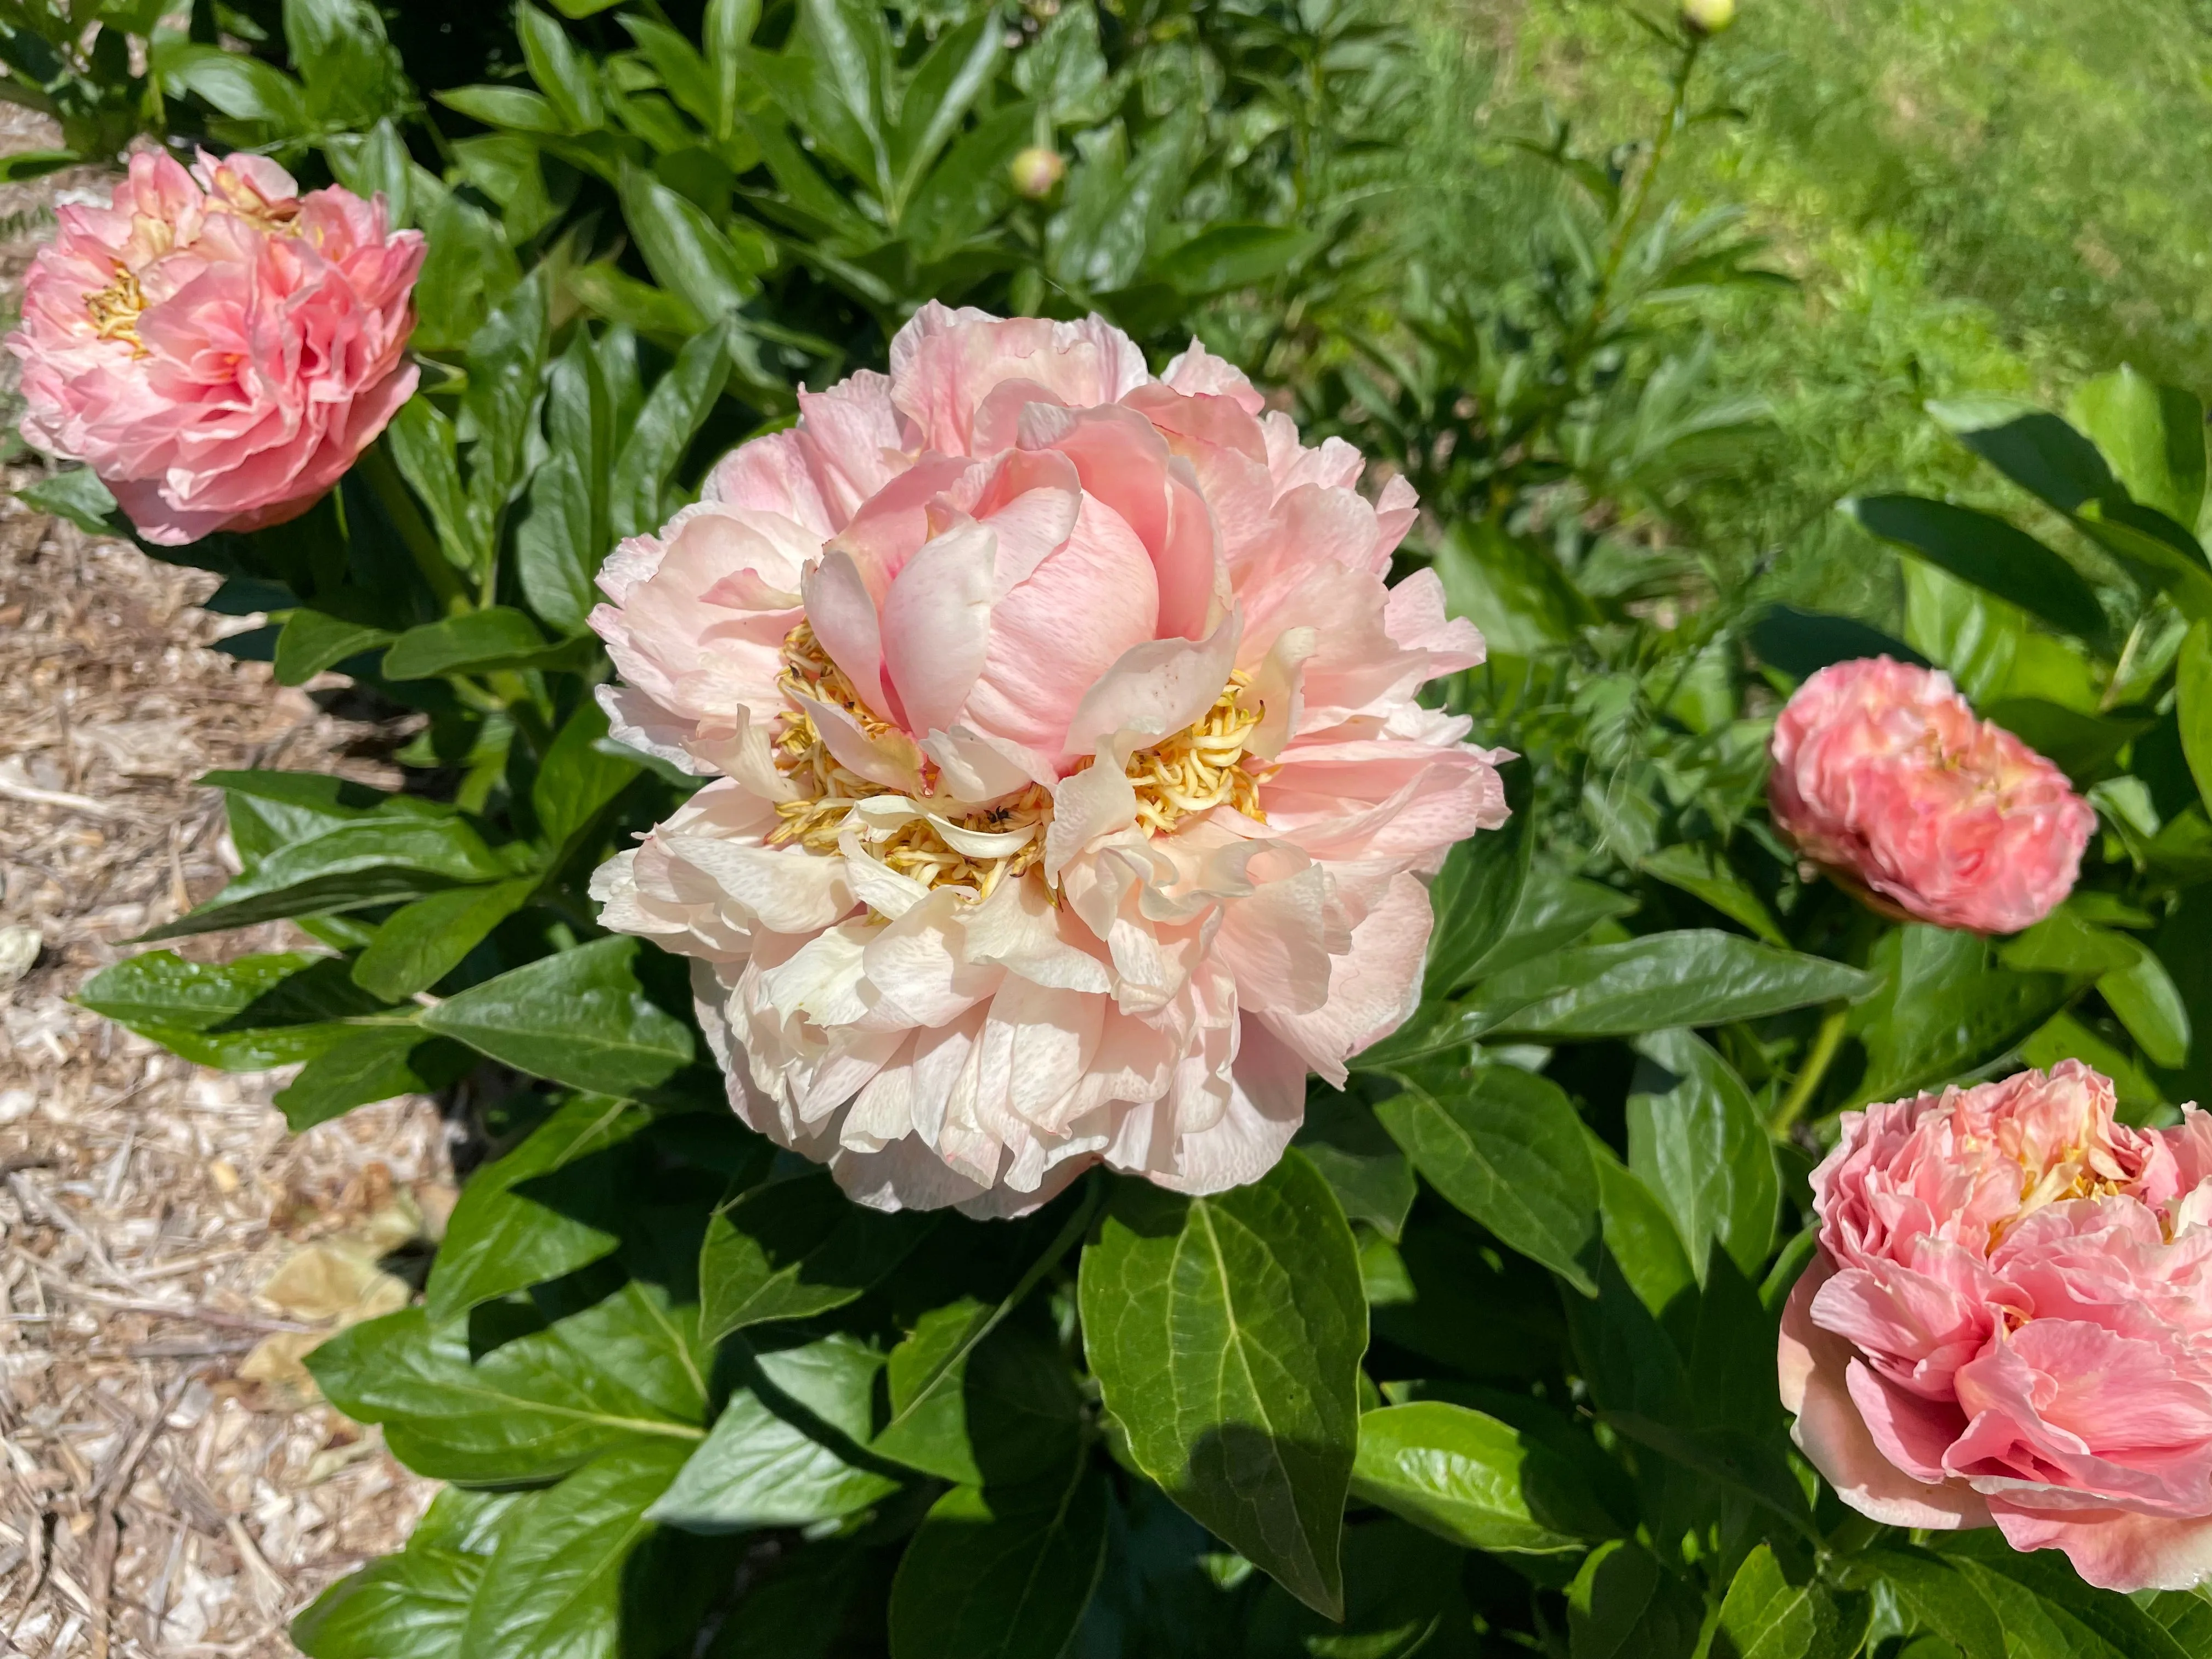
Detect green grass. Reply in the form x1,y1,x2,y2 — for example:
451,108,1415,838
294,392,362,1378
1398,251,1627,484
1408,0,2212,618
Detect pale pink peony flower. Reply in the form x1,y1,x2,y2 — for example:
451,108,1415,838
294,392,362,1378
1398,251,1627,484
1768,656,2093,934
1780,1060,2212,1591
7,150,425,545
588,303,1509,1216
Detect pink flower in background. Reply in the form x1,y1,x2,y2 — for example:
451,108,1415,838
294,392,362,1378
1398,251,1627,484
1768,656,2092,934
8,150,424,545
1780,1061,2212,1591
590,303,1508,1216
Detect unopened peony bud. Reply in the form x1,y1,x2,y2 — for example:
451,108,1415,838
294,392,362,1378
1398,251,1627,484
1009,147,1065,199
1681,0,1735,32
1768,657,2091,934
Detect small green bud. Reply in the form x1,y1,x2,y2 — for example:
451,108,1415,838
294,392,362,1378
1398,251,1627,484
1010,147,1066,200
1681,0,1735,33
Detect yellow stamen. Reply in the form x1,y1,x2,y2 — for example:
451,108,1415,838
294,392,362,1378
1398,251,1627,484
85,264,148,353
764,622,1271,904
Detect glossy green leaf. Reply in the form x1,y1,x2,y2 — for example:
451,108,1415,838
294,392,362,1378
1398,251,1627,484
307,1283,709,1483
436,84,565,132
1749,605,1929,680
384,396,484,573
274,608,397,687
1626,1029,1778,1282
1567,1541,1703,1659
1639,844,1786,946
273,1024,466,1131
1588,1137,1697,1319
1348,1402,1604,1555
351,879,537,1003
2070,365,2206,531
516,451,596,637
611,322,733,540
1846,495,2111,652
425,1094,653,1322
1849,1549,2005,1659
532,699,641,853
1077,1150,1364,1618
420,936,695,1098
2099,932,2192,1069
1375,1054,1600,1294
887,1461,1109,1659
2177,622,2212,815
1155,223,1322,296
1857,925,2080,1102
515,0,603,132
292,1488,522,1659
617,163,765,321
1711,1544,1870,1659
143,816,510,938
698,1171,937,1342
462,268,551,518
79,950,399,1070
383,608,555,680
871,1309,1083,1487
888,13,1001,212
459,1440,691,1659
1422,757,1534,998
1936,1532,2192,1659
1294,1086,1416,1242
648,1337,901,1533
160,43,309,126
902,100,1033,264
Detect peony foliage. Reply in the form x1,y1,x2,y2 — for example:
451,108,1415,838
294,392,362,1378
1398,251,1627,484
26,0,2212,1654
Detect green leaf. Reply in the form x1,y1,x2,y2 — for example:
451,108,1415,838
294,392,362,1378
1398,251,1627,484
902,100,1034,264
436,83,566,132
647,1337,902,1532
412,189,521,354
383,608,556,680
274,1025,466,1131
888,13,1002,213
533,699,641,853
2070,365,2207,531
0,150,79,183
791,0,891,189
1430,518,1597,656
1936,1532,2192,1659
292,1488,521,1659
871,1308,1083,1487
1849,1549,2005,1659
697,1171,937,1342
424,1094,652,1322
1711,1544,1870,1659
2098,932,2192,1069
1455,931,1876,1043
16,467,119,534
622,16,716,126
1155,224,1322,297
160,42,309,127
617,162,766,321
611,321,734,539
1856,924,2080,1102
351,879,538,1002
78,950,397,1070
143,816,511,938
420,936,695,1098
1749,605,1929,680
2177,622,2212,816
1349,1402,1605,1555
516,451,596,637
307,1283,709,1483
1567,1541,1703,1659
1589,1136,1698,1318
887,1461,1109,1659
1626,1029,1778,1282
462,268,551,519
1846,495,2112,653
1423,758,1534,998
1639,844,1786,946
1375,1054,1601,1294
1294,1085,1416,1242
286,0,407,129
515,0,602,132
274,608,398,687
459,1440,692,1659
385,397,482,574
1077,1150,1364,1618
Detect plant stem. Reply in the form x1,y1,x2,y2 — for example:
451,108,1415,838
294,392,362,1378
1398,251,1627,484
358,437,469,616
1772,1002,1848,1137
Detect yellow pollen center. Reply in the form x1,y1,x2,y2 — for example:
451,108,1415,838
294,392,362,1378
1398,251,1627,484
765,620,1270,901
86,264,149,353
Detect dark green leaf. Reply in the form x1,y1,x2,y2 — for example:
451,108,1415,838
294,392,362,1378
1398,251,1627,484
420,936,695,1098
274,1025,465,1131
871,1308,1083,1487
533,699,641,853
424,1094,652,1322
2178,622,2212,815
1376,1054,1600,1294
1856,924,2080,1102
611,321,734,539
888,13,1001,211
462,268,551,517
516,0,603,132
383,608,555,681
1589,1137,1697,1318
351,879,537,1002
459,1441,692,1659
160,43,309,126
1154,224,1322,296
1348,1402,1605,1554
1849,1549,2005,1659
1846,495,2112,652
1294,1085,1415,1242
902,100,1033,264
1626,1029,1778,1282
1749,605,1929,680
0,150,79,183
1936,1532,2193,1659
697,1171,936,1342
1711,1544,1870,1659
516,451,596,637
384,397,482,573
1077,1150,1363,1618
887,1461,1109,1659
143,817,511,939
79,950,398,1070
307,1283,709,1482
274,608,398,687
1639,844,1786,946
617,163,766,321
292,1488,521,1659
1423,757,1533,998
1567,1540,1703,1659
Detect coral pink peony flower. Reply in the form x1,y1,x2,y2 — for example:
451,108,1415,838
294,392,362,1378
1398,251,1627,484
1768,656,2092,934
1781,1061,2212,1590
589,304,1508,1216
8,150,424,545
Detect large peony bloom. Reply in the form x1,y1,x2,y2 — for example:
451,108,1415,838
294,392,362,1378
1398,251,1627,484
8,150,424,545
589,304,1508,1216
1781,1061,2212,1590
1768,656,2092,935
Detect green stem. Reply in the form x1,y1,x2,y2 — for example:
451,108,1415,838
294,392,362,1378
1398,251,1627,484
359,437,469,616
1773,1003,1849,1137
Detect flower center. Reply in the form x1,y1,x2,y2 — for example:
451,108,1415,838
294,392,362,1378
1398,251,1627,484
85,264,149,353
764,620,1268,900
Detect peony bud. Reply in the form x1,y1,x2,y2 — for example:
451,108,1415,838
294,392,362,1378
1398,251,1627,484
1767,657,2092,935
1009,146,1066,200
1681,0,1735,32
6,150,424,546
